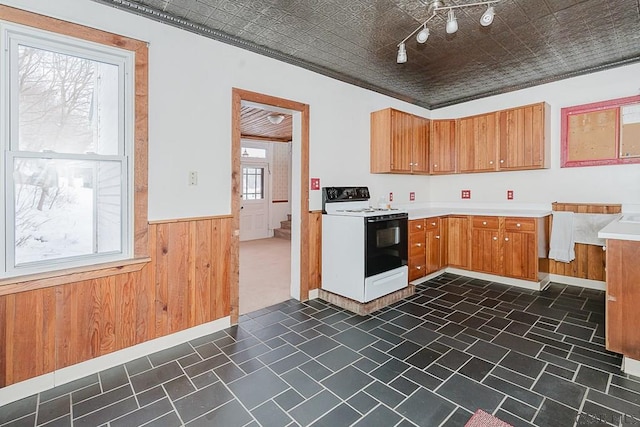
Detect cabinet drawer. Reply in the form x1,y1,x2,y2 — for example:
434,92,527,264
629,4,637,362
472,216,499,229
505,217,535,232
410,220,426,234
409,255,426,280
410,239,426,257
425,218,440,230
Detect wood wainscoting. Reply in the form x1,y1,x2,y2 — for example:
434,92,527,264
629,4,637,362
0,216,232,388
308,211,322,290
548,202,622,281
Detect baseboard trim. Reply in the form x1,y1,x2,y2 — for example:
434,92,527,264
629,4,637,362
446,268,546,291
0,316,231,407
308,288,319,300
547,274,606,291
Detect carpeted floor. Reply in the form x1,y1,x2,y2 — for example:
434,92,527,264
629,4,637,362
239,237,291,315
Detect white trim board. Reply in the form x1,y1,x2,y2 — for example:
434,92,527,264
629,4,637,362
0,316,231,407
547,274,606,291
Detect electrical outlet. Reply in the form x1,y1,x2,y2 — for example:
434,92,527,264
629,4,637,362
461,190,471,199
189,171,198,186
507,190,514,200
410,192,415,201
389,192,393,202
310,178,320,190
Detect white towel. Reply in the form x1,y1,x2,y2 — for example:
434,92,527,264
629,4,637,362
573,214,618,246
549,211,575,263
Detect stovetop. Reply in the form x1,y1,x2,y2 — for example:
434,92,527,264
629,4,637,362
322,186,407,217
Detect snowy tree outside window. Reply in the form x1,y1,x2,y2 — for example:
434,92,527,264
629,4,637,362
1,24,133,277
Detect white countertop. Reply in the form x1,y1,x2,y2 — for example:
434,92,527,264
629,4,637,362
407,207,551,220
598,215,640,242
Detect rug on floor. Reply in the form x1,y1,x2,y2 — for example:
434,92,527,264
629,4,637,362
465,409,514,427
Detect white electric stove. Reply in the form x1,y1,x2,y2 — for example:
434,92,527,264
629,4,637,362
321,187,409,303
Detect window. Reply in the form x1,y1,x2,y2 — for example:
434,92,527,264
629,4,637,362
1,22,134,277
561,95,640,167
242,166,264,200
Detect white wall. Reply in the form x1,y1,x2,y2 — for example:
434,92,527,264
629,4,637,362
5,0,639,217
3,0,432,219
428,65,640,209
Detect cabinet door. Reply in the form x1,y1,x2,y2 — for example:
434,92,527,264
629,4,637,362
426,228,443,274
471,228,502,274
605,240,640,359
390,110,413,172
499,103,545,170
503,231,537,280
409,220,426,281
458,113,498,172
411,115,430,174
430,119,457,174
447,216,469,269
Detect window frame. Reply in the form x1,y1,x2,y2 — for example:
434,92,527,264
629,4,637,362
561,95,640,168
0,5,148,286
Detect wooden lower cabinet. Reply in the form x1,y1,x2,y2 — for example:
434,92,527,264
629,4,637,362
605,239,640,359
447,216,470,270
471,217,501,274
408,217,445,281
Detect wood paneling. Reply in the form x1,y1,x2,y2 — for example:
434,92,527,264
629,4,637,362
548,202,622,281
308,211,322,290
0,217,233,387
606,239,640,359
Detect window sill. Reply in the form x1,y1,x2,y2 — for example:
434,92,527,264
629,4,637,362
0,257,151,296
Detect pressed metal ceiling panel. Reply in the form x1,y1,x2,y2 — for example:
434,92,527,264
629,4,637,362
92,0,640,109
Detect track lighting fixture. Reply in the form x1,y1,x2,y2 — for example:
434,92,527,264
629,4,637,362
396,0,500,63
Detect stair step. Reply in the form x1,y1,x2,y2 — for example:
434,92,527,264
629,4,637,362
280,220,291,229
274,228,291,240
287,214,292,221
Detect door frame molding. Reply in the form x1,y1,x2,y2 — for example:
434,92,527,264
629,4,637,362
231,88,310,324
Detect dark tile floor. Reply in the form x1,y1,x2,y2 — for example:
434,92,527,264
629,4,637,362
2,273,640,426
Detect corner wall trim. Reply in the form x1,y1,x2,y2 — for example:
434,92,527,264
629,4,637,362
0,316,231,407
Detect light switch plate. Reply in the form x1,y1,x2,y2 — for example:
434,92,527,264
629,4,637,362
310,178,320,190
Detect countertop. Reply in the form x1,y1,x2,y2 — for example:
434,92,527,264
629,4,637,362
598,215,640,242
406,208,551,220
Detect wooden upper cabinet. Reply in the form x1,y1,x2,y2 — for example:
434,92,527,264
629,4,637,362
498,103,549,170
430,119,457,174
371,108,429,174
458,113,498,173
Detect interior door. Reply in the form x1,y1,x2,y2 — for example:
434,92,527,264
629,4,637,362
240,161,269,241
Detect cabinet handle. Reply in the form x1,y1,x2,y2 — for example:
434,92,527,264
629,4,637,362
493,236,498,240
414,163,418,166
409,162,413,166
416,243,422,247
433,164,438,168
482,221,487,225
431,222,436,226
416,266,422,270
500,159,504,163
417,225,422,229
435,235,440,239
516,223,521,227
505,237,510,241
607,295,616,302
602,246,606,251
489,161,494,165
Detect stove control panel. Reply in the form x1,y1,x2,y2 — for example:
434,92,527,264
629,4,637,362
323,186,370,202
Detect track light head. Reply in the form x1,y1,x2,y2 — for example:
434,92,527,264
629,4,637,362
445,9,458,34
397,42,407,63
416,25,430,43
480,5,495,26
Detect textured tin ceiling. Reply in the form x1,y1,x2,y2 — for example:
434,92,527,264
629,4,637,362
92,0,640,109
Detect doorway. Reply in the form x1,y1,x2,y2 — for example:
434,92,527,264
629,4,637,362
231,88,310,324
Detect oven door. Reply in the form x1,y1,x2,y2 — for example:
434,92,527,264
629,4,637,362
365,214,408,278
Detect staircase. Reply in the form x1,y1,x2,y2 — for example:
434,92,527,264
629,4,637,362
274,214,291,240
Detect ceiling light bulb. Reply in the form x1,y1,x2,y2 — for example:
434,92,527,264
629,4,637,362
480,5,495,26
446,9,458,34
416,25,430,43
397,42,407,64
267,114,285,125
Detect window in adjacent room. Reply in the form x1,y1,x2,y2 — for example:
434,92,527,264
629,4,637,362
0,22,134,277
